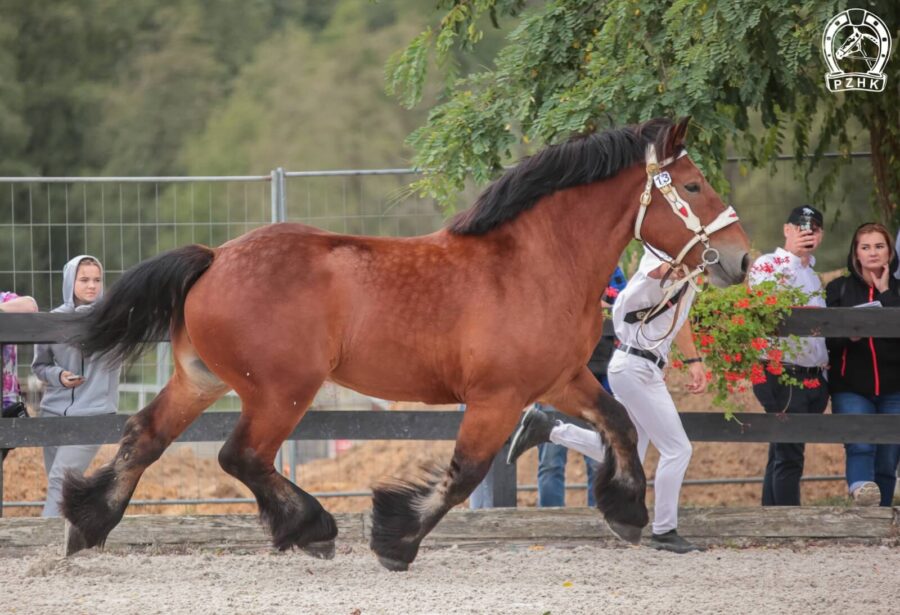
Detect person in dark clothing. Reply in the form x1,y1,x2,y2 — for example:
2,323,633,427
825,222,900,507
749,205,829,506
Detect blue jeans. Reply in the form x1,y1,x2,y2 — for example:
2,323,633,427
537,439,598,507
535,373,609,507
832,391,900,507
469,460,494,509
458,404,494,509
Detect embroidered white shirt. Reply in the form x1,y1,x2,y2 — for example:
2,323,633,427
749,247,827,368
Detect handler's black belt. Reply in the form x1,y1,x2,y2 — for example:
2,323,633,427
623,284,688,325
616,344,666,369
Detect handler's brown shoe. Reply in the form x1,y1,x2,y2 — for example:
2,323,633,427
649,530,704,554
506,405,555,464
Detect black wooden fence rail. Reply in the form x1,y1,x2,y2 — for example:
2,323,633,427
2,307,900,516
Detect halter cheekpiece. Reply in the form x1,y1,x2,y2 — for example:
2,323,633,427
630,144,741,349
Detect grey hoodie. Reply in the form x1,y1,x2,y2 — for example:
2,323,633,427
32,255,121,416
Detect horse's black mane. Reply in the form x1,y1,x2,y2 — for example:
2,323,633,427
448,118,683,235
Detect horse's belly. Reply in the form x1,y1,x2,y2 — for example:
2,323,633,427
329,362,457,405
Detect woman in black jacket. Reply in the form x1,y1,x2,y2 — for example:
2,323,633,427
825,223,900,507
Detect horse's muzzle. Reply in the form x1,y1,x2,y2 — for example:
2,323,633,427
707,248,751,288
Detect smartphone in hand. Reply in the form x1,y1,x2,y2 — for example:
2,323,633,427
62,372,85,386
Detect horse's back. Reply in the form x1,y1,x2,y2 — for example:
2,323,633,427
179,221,582,404
180,223,463,397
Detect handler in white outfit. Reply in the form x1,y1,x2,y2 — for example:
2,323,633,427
507,247,707,553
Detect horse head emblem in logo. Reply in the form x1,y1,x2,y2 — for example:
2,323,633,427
822,9,892,92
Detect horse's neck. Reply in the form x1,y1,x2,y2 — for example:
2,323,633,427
513,166,643,294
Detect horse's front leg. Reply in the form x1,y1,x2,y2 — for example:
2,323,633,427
544,367,649,543
369,398,523,571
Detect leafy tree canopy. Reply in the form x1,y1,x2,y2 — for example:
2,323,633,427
389,0,899,224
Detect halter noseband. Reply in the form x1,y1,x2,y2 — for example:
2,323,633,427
634,144,739,292
631,144,740,349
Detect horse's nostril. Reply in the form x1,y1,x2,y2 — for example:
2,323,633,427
740,253,751,275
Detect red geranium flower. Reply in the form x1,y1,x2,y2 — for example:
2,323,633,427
751,337,768,351
750,363,767,384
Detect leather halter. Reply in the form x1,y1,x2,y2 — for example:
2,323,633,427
631,144,741,349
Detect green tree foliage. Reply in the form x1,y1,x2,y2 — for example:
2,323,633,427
182,0,505,175
389,0,899,225
0,19,30,176
180,0,508,235
97,6,226,177
0,0,338,178
0,0,139,175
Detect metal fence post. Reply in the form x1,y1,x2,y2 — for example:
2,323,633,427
270,167,286,223
270,167,288,476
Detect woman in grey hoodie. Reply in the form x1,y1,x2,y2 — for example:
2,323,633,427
32,255,121,517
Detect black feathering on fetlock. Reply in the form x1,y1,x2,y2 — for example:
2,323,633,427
257,478,338,551
61,465,129,549
593,444,649,529
369,464,445,565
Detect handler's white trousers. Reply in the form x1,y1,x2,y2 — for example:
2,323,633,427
548,352,692,534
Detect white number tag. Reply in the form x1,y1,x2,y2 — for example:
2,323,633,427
653,171,672,189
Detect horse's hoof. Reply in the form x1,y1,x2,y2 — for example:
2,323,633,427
301,540,336,560
64,521,89,557
377,555,410,572
606,519,643,545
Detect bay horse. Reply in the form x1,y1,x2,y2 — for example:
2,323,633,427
62,117,750,570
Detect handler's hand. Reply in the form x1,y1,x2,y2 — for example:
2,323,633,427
685,362,707,394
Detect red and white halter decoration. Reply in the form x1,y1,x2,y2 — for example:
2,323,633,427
632,144,740,348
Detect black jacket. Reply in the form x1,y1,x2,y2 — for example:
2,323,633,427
825,243,900,397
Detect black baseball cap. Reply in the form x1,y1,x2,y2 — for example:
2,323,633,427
786,205,823,229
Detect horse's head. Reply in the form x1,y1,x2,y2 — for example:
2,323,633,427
634,118,751,288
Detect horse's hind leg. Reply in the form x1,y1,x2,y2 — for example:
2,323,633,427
62,366,227,555
545,368,649,543
217,381,337,559
370,399,523,571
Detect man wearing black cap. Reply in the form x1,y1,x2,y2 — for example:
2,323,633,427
748,205,829,506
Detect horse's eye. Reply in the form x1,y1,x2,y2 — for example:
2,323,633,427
684,183,700,193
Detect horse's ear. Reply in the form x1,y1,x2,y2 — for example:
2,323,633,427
665,116,691,156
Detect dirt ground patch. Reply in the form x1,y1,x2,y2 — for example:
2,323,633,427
2,370,849,517
4,543,898,614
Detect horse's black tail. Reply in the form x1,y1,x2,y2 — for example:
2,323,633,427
73,244,215,365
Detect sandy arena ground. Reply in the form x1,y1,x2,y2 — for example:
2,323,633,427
3,543,898,614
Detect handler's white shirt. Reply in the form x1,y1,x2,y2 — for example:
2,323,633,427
749,247,827,368
610,249,696,363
